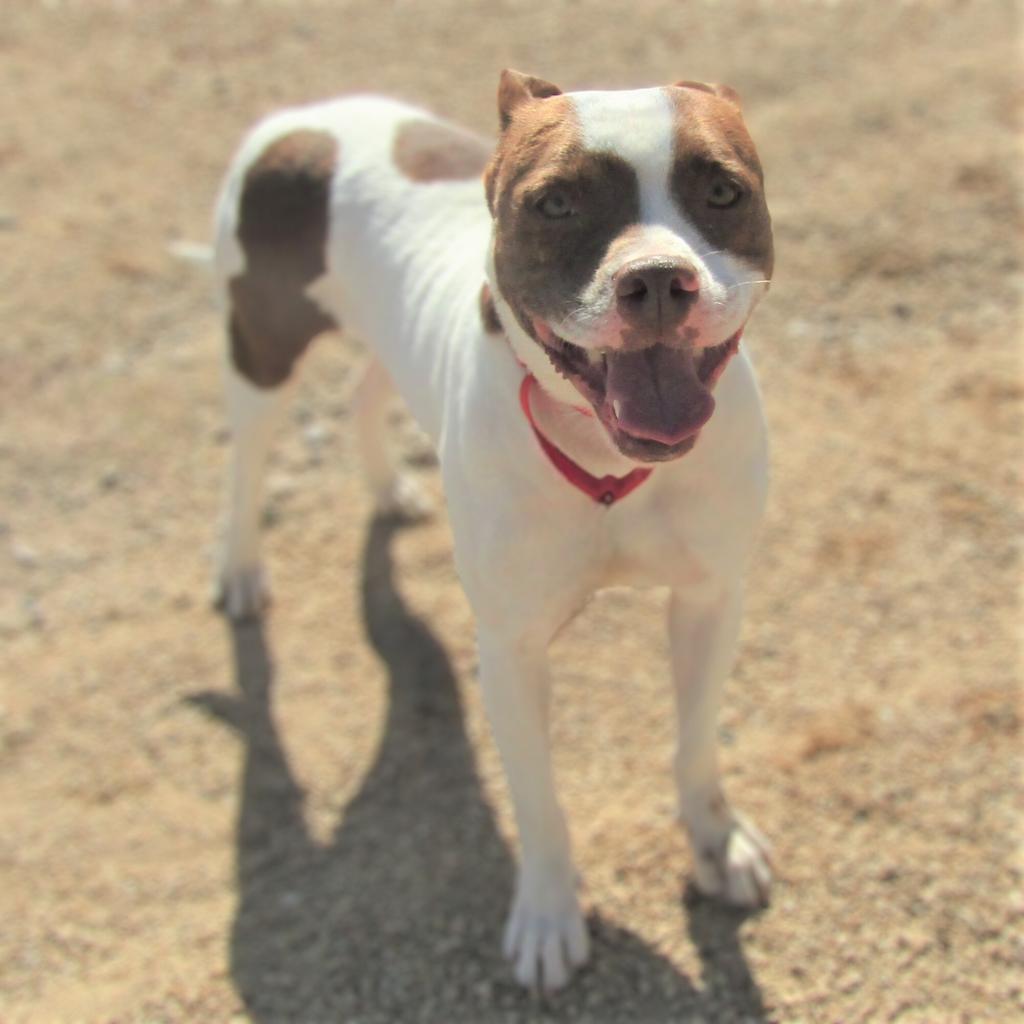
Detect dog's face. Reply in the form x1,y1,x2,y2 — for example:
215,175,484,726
485,71,773,463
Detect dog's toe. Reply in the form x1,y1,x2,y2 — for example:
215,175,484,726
503,893,589,992
721,819,773,906
375,474,433,522
213,564,270,621
693,815,773,908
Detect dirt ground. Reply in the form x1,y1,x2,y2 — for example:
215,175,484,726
1,1,1021,1022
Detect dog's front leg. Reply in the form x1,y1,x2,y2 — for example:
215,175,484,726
477,628,589,991
669,585,772,907
214,366,294,619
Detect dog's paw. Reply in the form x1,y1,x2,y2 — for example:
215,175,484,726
374,474,432,522
213,563,270,621
691,814,773,908
503,873,589,992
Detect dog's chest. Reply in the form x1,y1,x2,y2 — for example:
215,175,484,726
596,510,708,589
594,461,765,591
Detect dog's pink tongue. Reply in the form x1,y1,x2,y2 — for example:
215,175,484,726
605,345,714,444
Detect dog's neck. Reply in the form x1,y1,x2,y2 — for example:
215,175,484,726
525,376,643,483
494,287,644,481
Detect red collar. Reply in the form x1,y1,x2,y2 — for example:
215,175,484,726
519,374,652,506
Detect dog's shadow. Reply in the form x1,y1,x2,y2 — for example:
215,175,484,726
190,516,767,1022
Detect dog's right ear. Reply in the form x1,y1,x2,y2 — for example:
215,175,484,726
675,80,743,109
486,70,562,215
497,69,562,131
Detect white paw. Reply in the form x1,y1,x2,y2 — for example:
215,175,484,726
213,563,270,621
503,872,589,992
691,815,773,908
374,474,432,522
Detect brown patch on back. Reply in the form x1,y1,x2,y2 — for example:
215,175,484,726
392,119,491,183
666,86,774,279
485,94,640,338
479,283,503,334
229,129,339,389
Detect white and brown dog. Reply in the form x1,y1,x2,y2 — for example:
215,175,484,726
213,70,774,991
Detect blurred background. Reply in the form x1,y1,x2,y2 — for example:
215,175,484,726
1,1,1020,1021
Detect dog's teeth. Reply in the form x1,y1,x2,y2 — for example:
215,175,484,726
612,399,622,419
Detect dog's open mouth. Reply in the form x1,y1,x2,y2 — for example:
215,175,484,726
533,322,742,463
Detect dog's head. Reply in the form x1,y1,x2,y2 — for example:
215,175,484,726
484,70,773,463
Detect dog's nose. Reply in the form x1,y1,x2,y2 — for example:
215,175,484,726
615,260,699,335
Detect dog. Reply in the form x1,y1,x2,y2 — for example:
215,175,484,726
213,70,774,992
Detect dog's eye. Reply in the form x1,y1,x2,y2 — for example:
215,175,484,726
536,190,574,219
708,179,743,209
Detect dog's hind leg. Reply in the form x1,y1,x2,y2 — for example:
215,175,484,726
351,356,432,521
669,584,773,907
212,126,343,618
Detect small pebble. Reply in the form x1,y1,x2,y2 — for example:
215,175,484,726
22,596,45,630
166,239,213,264
303,421,333,450
102,351,128,375
268,473,297,500
11,541,39,568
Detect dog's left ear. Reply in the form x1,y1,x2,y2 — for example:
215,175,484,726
675,80,743,109
497,69,563,131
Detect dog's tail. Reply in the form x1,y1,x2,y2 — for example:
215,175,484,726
166,239,215,266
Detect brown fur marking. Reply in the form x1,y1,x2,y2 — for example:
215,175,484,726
675,80,743,109
486,95,640,339
229,129,339,389
497,69,563,131
392,119,491,183
666,86,774,279
479,283,503,334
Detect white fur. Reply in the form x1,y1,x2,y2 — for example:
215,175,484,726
216,359,291,618
214,91,772,992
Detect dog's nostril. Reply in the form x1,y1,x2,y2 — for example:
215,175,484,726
617,276,648,303
670,268,700,296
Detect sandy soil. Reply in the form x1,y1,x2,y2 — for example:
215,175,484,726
1,1,1021,1022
